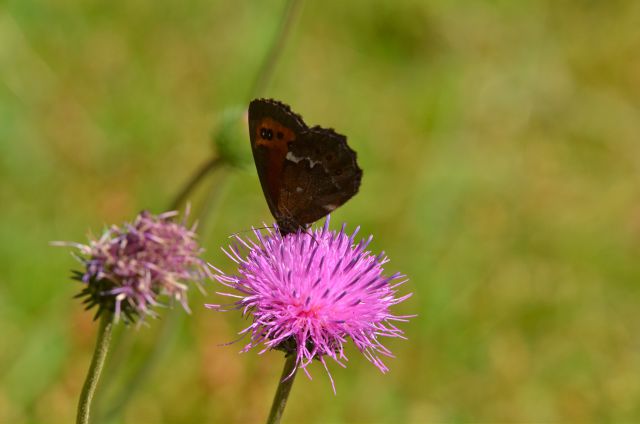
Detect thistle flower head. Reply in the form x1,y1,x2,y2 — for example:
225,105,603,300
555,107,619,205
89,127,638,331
59,210,209,323
207,217,412,391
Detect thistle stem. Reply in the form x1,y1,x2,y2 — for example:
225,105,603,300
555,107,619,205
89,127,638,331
77,313,114,424
266,354,298,424
99,310,182,423
169,156,222,211
248,0,303,99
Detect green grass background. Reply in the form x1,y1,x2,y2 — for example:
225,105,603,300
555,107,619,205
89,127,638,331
1,0,640,422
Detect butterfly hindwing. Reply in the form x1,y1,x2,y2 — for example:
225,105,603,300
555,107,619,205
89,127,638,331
279,127,362,225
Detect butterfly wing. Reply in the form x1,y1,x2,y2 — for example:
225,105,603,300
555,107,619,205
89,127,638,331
277,126,362,226
248,99,307,219
248,98,362,234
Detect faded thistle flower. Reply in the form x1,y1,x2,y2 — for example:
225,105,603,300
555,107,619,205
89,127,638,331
207,217,412,391
59,210,209,323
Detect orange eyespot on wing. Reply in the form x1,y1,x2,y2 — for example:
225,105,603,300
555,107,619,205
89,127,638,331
254,117,296,149
252,117,298,212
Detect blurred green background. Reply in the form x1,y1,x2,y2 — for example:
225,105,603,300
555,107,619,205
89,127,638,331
2,0,640,422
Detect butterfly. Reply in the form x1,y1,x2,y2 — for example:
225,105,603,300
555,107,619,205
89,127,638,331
248,98,362,236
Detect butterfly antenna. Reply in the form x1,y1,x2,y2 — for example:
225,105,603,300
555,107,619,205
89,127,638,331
228,225,276,238
303,225,320,245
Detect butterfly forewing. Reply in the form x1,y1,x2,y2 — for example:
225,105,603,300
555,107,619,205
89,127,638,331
248,99,306,218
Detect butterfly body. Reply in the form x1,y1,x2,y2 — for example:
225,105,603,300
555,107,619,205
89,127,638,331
248,99,362,235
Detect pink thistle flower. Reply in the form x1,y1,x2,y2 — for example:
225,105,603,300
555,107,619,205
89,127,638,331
207,217,413,392
57,210,209,323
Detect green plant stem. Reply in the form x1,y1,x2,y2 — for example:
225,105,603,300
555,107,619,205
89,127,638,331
77,313,114,424
248,0,303,99
100,309,182,423
266,354,298,424
195,172,228,238
169,156,222,211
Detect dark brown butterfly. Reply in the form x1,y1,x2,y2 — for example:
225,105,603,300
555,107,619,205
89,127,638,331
248,99,362,236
